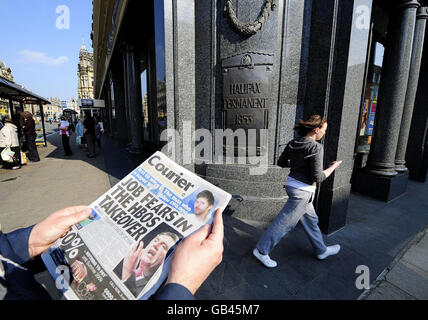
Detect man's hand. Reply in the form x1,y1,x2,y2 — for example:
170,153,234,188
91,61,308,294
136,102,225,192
28,206,91,258
166,208,224,295
122,241,145,281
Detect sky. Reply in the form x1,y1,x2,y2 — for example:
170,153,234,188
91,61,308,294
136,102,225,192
0,0,93,101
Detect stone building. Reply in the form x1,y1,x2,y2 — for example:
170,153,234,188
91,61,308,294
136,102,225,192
0,60,14,82
0,60,14,116
43,98,63,120
78,41,95,100
91,0,428,234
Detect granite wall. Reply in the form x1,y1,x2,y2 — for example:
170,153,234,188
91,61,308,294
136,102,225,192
163,0,372,232
303,0,372,233
191,0,313,221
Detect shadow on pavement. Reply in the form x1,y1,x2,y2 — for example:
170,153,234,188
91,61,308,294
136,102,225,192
44,131,157,187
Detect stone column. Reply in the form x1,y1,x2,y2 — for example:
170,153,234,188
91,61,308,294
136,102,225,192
405,20,428,182
193,0,289,222
104,84,111,136
123,43,144,154
395,6,428,172
353,0,419,202
364,0,419,177
303,0,372,233
111,58,128,147
163,0,196,171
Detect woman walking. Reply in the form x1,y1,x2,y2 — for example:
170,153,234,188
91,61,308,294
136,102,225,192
22,111,40,162
0,116,21,170
253,115,342,267
59,116,72,156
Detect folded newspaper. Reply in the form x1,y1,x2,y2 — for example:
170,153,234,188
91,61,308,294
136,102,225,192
42,151,231,300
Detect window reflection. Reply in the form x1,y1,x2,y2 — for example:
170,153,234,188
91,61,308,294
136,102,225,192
357,41,384,152
109,73,115,119
141,70,150,142
154,0,167,140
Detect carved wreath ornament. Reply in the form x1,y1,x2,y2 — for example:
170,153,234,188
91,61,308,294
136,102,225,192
225,0,276,36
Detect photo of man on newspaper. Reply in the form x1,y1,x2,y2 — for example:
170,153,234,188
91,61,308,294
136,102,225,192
192,190,215,223
113,223,181,298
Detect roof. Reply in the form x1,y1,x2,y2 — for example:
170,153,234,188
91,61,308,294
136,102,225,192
0,76,50,105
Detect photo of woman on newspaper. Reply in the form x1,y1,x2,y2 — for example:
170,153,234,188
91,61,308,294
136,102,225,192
113,223,181,298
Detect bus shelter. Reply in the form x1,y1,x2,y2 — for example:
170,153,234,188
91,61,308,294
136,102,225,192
0,77,50,147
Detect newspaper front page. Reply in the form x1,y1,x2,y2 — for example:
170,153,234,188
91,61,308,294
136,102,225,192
41,151,231,300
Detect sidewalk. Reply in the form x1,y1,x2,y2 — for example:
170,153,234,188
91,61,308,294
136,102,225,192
1,134,427,300
359,226,428,300
0,132,110,233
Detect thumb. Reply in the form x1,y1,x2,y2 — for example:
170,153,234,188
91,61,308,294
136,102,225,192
187,224,211,244
62,208,92,227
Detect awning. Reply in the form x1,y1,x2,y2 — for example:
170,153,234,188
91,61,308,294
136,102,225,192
0,77,50,105
63,108,78,114
0,77,50,146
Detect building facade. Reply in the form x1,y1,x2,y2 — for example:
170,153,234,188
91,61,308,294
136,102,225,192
0,60,14,116
43,98,63,120
78,42,95,100
92,0,428,234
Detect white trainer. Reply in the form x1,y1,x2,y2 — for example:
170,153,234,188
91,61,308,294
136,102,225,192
317,245,341,260
253,248,277,268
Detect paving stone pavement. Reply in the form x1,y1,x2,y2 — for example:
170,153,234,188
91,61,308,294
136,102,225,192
0,132,110,232
359,226,428,300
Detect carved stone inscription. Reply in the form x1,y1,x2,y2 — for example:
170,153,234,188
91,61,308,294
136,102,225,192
221,52,273,154
222,64,271,132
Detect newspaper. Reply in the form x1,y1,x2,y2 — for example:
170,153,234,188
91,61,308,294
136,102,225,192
41,151,231,300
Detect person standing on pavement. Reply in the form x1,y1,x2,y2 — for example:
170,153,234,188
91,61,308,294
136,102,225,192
253,115,343,268
21,111,40,162
0,116,21,170
59,115,72,156
83,111,96,158
75,118,84,149
95,117,104,149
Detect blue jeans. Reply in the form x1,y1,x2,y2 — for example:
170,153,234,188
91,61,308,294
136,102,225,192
256,186,327,256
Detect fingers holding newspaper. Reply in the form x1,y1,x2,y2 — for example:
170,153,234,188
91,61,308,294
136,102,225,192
28,206,92,259
166,208,224,295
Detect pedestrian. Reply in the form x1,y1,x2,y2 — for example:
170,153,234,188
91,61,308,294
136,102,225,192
59,115,72,156
253,115,343,268
0,116,21,170
75,118,84,149
83,111,96,158
21,111,40,162
95,117,104,149
0,206,224,300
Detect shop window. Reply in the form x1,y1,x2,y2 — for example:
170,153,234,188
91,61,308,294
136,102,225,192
357,41,384,153
141,69,150,142
109,74,116,119
154,0,167,142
